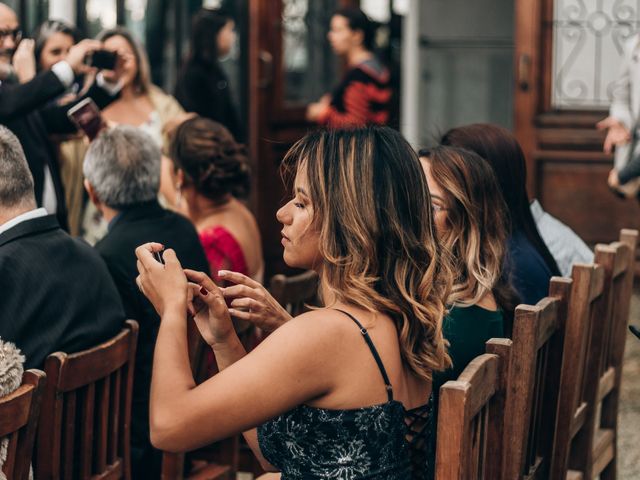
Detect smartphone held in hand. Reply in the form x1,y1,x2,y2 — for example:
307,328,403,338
66,98,106,141
86,49,118,70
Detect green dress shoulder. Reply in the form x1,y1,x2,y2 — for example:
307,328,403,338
433,304,505,393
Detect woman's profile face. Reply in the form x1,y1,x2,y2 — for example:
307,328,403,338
276,165,320,269
420,157,449,236
327,15,359,56
102,35,137,86
217,20,236,58
40,32,74,71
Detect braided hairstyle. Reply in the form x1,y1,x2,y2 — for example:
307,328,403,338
169,116,250,202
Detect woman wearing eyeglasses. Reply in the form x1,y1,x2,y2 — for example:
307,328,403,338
418,146,519,393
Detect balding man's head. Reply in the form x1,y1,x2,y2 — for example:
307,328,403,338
0,3,19,64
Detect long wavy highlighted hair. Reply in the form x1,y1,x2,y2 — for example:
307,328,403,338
282,126,453,380
419,146,519,322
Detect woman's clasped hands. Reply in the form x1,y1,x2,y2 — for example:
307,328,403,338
134,242,235,346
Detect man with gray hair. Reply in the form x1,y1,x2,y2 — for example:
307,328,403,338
0,125,125,368
84,126,209,478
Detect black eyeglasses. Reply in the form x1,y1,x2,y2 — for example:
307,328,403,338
0,28,22,42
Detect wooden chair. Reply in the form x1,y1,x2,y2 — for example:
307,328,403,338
0,369,46,480
500,277,572,480
565,229,638,480
435,338,513,479
35,320,138,480
161,319,235,480
269,270,320,316
548,263,606,480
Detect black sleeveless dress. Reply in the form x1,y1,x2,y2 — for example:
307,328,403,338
257,310,435,479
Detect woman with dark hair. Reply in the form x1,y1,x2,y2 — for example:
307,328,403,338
441,123,559,304
174,8,243,141
135,126,452,479
169,116,263,284
34,19,79,72
306,7,391,128
418,146,519,389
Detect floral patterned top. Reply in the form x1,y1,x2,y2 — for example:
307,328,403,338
257,310,435,479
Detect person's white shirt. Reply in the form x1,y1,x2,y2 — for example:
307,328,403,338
0,208,48,236
530,200,594,277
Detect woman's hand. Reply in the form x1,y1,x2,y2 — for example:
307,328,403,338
184,269,236,346
218,270,293,332
135,243,188,317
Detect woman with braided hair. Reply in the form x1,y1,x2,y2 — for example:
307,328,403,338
169,116,263,285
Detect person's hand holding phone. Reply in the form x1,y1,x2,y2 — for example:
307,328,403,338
99,48,132,84
12,38,35,83
66,39,102,74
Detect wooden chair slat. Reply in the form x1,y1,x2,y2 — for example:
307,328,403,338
80,382,96,478
63,390,77,480
107,369,121,465
36,320,138,480
0,370,45,480
95,376,110,473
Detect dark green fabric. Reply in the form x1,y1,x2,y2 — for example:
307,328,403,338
433,305,504,393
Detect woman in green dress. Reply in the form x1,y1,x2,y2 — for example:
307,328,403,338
418,146,519,391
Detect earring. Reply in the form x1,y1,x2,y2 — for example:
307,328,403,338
175,183,182,209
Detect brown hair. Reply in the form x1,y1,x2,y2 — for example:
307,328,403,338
282,126,453,380
96,27,151,95
419,146,519,325
440,123,561,276
170,116,249,202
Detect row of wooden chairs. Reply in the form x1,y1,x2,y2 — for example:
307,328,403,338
436,229,638,479
4,225,634,480
1,320,138,480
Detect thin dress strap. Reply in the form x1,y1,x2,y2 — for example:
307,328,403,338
333,309,394,402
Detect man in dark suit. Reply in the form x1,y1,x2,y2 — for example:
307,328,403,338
0,2,121,229
0,126,125,369
83,126,211,479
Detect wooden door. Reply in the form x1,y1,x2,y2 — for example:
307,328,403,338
248,0,356,277
514,0,640,245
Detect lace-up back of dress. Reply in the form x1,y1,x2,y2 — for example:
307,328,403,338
405,398,435,479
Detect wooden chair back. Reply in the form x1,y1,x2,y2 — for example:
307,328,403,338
501,277,572,480
269,270,320,317
549,263,606,480
161,319,235,480
568,229,637,480
36,320,138,480
435,338,512,480
0,369,46,480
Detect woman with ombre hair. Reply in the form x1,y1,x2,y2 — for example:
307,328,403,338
419,145,519,390
135,126,452,479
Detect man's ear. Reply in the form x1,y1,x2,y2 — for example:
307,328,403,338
84,179,101,208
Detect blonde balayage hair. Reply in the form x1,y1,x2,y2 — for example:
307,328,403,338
282,127,453,380
420,146,514,312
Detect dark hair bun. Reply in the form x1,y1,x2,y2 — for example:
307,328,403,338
171,117,250,201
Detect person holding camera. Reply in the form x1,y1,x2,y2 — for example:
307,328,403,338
0,2,123,230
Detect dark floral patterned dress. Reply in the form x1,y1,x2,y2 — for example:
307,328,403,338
257,310,435,479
